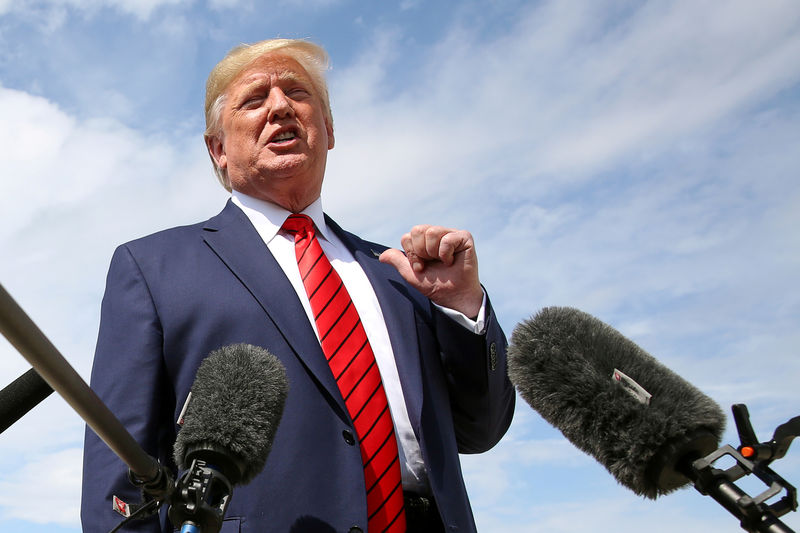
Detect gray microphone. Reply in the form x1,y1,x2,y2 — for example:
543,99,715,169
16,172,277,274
170,343,289,532
507,306,726,499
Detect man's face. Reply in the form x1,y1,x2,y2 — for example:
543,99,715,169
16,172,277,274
208,53,334,212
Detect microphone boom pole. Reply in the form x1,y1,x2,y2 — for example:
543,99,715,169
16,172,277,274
0,282,160,482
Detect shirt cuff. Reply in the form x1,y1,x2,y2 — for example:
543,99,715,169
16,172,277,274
433,290,487,335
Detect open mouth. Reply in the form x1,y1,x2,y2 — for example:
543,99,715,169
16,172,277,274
269,129,298,144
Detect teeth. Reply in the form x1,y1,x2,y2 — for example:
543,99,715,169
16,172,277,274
272,131,295,142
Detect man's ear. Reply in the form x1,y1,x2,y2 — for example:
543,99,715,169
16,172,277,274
325,118,335,150
205,134,227,170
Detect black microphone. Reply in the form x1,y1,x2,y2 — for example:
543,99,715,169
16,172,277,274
507,306,727,499
0,368,54,434
169,343,289,532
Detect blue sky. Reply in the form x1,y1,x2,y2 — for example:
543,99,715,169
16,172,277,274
1,0,799,531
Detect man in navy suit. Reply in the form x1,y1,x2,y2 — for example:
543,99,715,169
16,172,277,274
82,38,515,532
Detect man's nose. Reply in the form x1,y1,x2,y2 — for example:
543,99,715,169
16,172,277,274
267,89,294,121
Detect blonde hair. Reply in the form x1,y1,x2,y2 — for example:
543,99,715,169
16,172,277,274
204,38,333,189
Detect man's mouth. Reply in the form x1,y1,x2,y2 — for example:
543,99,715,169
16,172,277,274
270,130,297,144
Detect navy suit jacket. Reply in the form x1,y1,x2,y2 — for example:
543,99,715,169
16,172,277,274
81,200,515,532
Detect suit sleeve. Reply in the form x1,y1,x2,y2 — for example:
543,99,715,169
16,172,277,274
81,245,174,533
434,292,515,454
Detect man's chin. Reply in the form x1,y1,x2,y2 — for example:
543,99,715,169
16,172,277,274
257,154,314,177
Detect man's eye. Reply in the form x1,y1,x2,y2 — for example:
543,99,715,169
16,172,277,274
288,87,311,98
243,96,264,107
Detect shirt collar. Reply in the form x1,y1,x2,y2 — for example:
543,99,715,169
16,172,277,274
230,190,331,243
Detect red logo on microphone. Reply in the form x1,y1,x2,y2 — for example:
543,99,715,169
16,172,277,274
113,495,131,517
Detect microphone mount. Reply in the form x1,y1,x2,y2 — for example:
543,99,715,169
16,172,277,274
112,457,232,533
689,404,798,533
167,457,234,533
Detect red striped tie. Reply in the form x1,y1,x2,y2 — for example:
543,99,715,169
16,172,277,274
282,214,406,532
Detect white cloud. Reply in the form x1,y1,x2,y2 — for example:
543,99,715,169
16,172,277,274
324,1,800,370
0,0,188,21
0,448,82,526
473,494,743,533
207,0,341,11
399,0,420,10
325,0,800,222
0,84,224,392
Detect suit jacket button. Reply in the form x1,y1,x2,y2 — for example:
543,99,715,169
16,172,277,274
348,527,363,533
342,430,356,445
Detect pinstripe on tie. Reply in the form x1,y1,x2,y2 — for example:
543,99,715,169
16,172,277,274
282,214,406,532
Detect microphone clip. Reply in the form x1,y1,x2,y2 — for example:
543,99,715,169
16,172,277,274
167,457,233,533
127,462,176,504
733,404,800,466
108,465,176,533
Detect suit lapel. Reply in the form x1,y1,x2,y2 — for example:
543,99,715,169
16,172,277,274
202,201,348,420
326,216,425,435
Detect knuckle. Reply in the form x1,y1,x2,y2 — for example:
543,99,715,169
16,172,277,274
411,224,429,234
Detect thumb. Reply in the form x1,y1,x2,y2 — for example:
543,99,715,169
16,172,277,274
379,248,417,282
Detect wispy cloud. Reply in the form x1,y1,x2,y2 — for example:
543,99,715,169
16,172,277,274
0,84,223,377
0,448,82,525
0,0,187,21
323,0,800,420
326,0,800,219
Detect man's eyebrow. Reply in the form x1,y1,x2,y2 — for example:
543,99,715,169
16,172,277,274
239,71,309,90
232,73,310,104
277,71,305,83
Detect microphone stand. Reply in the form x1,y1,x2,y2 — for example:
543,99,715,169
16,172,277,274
0,283,174,506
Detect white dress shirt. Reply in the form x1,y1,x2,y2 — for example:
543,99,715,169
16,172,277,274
231,191,486,495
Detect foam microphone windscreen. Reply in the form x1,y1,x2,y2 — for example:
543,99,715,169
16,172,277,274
508,306,726,498
173,343,288,485
0,368,54,434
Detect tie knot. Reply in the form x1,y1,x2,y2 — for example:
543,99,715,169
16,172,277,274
282,214,315,237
